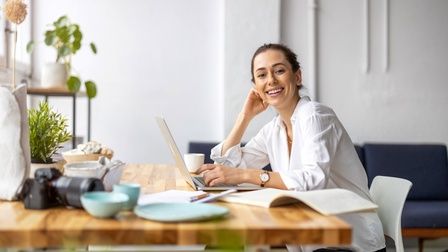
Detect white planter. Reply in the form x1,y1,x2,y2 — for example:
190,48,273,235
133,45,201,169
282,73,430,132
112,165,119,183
30,160,65,178
41,63,68,88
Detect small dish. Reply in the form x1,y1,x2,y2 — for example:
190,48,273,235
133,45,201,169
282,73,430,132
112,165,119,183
81,191,129,218
62,150,111,164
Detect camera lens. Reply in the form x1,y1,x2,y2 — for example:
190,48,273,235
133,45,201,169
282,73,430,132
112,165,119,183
52,177,105,208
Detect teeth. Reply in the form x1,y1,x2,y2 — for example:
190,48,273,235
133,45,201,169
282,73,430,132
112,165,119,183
267,88,282,95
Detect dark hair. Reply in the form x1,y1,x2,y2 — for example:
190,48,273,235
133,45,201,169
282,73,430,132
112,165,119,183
250,43,301,83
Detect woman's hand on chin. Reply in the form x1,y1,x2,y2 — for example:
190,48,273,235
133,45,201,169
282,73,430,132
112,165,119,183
241,88,269,119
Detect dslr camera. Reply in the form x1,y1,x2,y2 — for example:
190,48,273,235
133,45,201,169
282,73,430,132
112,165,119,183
20,167,105,209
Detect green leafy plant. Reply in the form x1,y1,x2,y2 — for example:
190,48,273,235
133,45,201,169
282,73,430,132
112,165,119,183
26,15,98,98
28,101,72,164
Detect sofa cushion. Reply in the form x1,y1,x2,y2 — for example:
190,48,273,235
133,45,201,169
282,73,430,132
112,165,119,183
402,201,448,228
363,143,448,200
354,144,364,167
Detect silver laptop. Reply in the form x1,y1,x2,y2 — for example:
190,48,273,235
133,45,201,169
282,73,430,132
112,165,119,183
155,115,260,191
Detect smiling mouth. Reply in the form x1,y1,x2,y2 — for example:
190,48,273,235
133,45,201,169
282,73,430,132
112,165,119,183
266,88,284,95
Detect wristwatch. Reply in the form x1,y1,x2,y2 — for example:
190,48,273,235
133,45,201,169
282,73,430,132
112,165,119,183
259,171,270,187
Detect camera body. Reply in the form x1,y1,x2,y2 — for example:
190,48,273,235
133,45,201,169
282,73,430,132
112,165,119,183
20,168,105,209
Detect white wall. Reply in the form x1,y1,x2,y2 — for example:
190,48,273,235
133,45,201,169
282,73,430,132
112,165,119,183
313,0,448,146
224,0,281,141
31,0,224,164
29,0,448,166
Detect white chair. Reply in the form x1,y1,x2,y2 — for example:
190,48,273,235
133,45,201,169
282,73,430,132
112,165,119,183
369,176,413,252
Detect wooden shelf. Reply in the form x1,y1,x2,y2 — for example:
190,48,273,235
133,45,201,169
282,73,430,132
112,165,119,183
27,87,86,96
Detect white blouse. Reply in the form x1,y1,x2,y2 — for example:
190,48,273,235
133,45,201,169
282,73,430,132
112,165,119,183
211,96,385,252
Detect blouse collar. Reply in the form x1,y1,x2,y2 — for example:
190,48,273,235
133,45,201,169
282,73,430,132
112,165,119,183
274,95,311,129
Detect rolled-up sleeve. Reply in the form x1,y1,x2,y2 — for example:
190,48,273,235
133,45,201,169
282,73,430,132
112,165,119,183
211,128,270,170
210,142,244,167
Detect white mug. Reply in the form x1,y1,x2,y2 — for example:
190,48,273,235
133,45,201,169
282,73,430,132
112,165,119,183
183,153,205,173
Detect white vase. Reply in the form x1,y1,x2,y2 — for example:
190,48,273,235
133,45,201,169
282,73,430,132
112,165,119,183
30,160,65,178
0,84,31,201
41,63,68,88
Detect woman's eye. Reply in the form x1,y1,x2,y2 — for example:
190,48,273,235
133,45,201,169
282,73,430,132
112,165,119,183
257,73,266,78
275,69,285,74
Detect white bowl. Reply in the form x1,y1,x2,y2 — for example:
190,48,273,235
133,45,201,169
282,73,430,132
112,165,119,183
64,161,126,191
102,162,126,191
64,161,104,178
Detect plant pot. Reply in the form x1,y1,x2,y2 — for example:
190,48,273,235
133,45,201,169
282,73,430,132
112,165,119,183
0,84,31,201
41,63,68,88
30,159,65,178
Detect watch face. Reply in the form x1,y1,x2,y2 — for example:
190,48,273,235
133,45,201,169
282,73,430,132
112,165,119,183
260,173,269,182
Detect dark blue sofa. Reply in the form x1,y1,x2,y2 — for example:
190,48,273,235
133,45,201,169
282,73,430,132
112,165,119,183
358,143,448,251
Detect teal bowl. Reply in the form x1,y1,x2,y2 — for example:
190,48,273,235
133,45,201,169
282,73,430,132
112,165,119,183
81,191,129,218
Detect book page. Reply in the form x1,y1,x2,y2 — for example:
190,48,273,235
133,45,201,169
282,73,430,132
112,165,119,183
219,188,377,215
279,189,378,215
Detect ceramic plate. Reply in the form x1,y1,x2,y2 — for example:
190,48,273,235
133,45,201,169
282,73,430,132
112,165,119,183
134,203,229,222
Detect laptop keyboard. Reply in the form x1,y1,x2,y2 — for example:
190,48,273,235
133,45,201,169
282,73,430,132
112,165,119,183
192,176,238,187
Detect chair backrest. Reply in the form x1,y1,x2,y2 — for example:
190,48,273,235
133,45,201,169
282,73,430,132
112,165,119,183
369,176,412,252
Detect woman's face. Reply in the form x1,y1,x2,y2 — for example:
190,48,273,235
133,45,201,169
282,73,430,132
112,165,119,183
252,49,301,110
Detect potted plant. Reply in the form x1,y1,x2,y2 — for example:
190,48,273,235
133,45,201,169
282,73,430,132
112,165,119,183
28,101,72,176
27,15,98,98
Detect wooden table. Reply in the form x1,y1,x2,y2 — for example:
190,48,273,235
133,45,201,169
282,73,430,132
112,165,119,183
0,164,351,249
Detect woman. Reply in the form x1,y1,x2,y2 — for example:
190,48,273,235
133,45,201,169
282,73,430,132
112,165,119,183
196,43,386,252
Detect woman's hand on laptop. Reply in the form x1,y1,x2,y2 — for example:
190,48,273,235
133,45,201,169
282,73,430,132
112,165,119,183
196,164,257,187
196,164,239,186
196,164,288,189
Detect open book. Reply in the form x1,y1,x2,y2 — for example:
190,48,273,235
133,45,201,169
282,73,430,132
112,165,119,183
218,188,378,216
